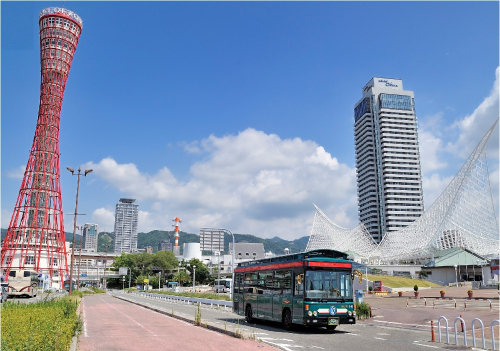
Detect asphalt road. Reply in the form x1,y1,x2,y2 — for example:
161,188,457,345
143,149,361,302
113,292,465,351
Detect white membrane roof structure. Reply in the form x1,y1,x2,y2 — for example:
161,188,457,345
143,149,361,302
306,119,499,261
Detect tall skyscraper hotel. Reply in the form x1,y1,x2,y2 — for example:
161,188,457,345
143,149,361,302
114,198,139,253
354,77,424,243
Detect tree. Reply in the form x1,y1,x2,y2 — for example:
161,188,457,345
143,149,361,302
134,252,154,275
185,258,212,285
153,250,178,283
172,270,191,286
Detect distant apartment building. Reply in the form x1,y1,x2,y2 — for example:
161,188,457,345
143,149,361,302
145,246,153,254
158,240,172,252
82,223,98,252
113,198,139,253
354,77,424,243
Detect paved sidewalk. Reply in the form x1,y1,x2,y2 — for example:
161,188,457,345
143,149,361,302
380,286,499,299
79,294,276,351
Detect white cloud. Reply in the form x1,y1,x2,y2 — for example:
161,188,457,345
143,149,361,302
6,165,25,179
446,66,499,160
86,129,357,239
422,173,455,210
92,207,115,232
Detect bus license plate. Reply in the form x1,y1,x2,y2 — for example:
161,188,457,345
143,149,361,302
328,318,339,326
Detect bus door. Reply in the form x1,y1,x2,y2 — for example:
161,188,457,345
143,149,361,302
258,271,273,319
292,270,304,323
273,270,292,321
233,275,241,315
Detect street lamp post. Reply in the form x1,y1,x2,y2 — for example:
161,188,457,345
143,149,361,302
103,244,111,290
201,227,235,298
122,276,125,291
67,166,92,295
192,265,196,292
454,265,458,287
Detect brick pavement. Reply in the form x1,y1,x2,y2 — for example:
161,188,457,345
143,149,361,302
79,294,276,351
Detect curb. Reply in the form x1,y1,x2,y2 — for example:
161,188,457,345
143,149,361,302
112,295,264,344
69,300,82,351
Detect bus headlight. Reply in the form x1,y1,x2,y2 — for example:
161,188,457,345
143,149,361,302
353,311,356,316
348,311,352,316
308,311,313,316
312,311,317,317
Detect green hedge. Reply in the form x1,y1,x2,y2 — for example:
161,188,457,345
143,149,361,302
1,297,81,351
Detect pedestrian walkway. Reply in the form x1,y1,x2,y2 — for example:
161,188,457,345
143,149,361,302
79,294,277,351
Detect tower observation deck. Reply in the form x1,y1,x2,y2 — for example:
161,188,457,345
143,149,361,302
1,8,83,287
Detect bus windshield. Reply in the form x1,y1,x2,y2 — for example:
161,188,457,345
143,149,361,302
305,270,352,300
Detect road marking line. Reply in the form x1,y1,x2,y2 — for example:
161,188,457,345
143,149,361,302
413,343,439,348
345,333,359,336
99,297,157,336
82,300,89,337
374,337,387,340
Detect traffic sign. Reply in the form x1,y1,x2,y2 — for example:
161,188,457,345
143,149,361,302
144,279,149,283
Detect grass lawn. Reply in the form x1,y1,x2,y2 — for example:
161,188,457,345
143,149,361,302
367,275,442,288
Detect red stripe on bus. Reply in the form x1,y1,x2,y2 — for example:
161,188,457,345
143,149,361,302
308,262,351,268
234,261,303,273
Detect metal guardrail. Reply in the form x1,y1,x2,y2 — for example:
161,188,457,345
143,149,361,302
464,298,492,311
436,316,498,349
130,292,233,309
433,298,456,309
406,297,427,307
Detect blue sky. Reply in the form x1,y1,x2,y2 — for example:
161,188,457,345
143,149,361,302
2,1,499,240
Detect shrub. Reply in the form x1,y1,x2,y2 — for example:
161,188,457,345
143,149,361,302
1,296,80,351
368,286,373,292
439,290,445,293
356,302,370,320
467,289,473,293
413,284,418,292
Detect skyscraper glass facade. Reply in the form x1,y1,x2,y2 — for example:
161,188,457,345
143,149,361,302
353,77,424,242
82,223,98,251
113,198,139,253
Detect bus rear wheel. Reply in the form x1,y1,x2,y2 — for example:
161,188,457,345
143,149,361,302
282,309,293,331
246,306,253,323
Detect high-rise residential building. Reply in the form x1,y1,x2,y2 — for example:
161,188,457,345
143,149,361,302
353,77,424,243
82,224,98,252
113,198,139,253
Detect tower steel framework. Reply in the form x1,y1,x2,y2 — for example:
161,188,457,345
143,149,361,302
1,8,83,286
306,119,499,261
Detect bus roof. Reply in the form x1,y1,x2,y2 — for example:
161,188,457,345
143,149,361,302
235,249,350,270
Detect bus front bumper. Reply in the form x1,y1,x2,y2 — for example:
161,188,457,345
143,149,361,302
303,316,356,326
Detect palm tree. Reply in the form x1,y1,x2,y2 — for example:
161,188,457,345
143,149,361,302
172,270,191,286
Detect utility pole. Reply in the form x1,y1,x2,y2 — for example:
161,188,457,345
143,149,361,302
76,224,87,290
103,244,111,290
66,166,92,294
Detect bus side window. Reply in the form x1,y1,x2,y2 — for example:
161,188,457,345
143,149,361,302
9,271,16,278
294,273,304,296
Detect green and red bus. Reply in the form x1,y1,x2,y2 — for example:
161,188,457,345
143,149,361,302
233,249,357,331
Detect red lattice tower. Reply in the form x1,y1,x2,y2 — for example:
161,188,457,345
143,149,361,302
1,8,83,287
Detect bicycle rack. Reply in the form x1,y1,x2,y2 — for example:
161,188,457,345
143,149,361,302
492,319,499,350
437,316,449,344
471,318,485,349
454,317,467,346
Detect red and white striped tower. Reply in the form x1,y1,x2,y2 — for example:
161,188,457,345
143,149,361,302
172,217,181,256
1,7,83,288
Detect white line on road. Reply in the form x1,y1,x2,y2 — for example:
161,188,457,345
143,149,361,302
82,300,89,337
345,333,359,336
373,337,387,340
100,297,158,336
413,343,439,348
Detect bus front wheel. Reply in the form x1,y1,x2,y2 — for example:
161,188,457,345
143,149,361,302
246,305,253,323
282,309,293,331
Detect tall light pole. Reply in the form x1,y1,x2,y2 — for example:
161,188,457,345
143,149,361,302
67,166,92,294
192,265,196,292
201,227,235,298
454,264,458,287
